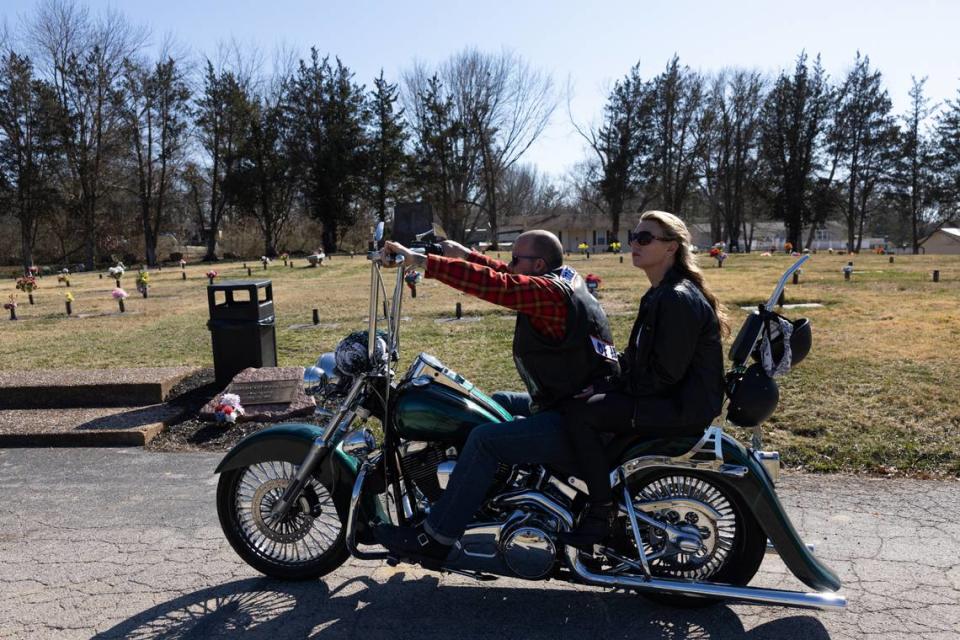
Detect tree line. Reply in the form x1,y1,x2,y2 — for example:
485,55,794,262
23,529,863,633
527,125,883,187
3,1,960,272
579,53,960,253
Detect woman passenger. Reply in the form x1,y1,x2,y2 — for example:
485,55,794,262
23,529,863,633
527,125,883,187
558,210,730,549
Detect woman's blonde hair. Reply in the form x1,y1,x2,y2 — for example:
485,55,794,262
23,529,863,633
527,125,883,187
638,210,730,337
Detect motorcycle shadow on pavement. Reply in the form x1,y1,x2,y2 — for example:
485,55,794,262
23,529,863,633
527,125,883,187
91,572,831,640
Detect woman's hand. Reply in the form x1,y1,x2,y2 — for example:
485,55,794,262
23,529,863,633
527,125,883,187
574,385,595,399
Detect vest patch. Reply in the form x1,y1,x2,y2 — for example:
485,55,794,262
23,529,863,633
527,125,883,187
590,335,618,362
558,266,577,283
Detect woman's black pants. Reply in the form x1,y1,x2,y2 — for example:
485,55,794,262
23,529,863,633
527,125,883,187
560,391,637,505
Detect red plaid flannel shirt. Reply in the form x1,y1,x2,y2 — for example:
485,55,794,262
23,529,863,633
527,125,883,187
425,251,569,341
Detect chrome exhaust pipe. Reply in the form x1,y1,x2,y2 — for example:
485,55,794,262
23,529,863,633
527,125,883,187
566,548,846,610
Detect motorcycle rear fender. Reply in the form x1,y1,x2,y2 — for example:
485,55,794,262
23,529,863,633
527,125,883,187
214,422,371,538
620,433,842,593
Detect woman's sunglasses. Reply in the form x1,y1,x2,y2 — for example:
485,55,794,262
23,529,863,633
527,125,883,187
628,230,672,246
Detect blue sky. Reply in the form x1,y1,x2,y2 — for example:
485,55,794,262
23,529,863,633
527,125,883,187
4,0,959,178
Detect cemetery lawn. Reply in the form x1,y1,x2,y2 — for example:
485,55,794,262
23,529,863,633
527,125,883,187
2,252,958,476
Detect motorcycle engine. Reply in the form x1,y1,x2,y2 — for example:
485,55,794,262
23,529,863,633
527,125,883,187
399,442,448,503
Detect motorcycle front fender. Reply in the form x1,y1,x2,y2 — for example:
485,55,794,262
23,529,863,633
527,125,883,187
214,422,360,525
620,434,841,593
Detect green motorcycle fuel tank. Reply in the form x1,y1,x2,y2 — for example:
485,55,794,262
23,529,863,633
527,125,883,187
393,353,513,443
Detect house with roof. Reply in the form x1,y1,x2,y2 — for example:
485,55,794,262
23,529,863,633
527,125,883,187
920,227,960,254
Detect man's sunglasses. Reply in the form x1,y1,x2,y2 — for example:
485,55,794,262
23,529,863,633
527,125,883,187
628,230,673,246
509,254,540,265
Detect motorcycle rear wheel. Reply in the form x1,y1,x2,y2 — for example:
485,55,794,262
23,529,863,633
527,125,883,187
217,461,350,580
623,470,767,608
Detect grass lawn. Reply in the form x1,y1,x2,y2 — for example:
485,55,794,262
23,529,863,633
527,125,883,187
2,251,958,476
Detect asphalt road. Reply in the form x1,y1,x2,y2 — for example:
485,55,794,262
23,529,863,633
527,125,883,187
0,447,957,639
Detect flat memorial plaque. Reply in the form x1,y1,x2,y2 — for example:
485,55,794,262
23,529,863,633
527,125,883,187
228,379,300,405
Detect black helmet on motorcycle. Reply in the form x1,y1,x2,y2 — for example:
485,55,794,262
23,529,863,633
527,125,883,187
725,363,780,428
334,330,388,376
750,315,813,368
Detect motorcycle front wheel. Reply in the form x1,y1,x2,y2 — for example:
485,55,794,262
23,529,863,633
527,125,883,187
217,460,350,580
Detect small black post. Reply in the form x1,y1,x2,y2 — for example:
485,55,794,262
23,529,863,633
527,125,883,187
115,278,121,288
289,262,293,269
99,273,103,279
141,288,148,299
28,293,34,305
247,267,252,276
181,272,186,281
8,307,15,320
792,272,799,285
243,263,247,270
933,270,940,283
66,301,72,316
619,255,623,264
455,302,462,319
844,270,851,281
118,299,125,313
889,256,894,264
585,250,590,259
312,308,319,325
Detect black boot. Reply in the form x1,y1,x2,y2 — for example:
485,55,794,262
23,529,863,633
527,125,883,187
373,521,453,569
557,501,617,551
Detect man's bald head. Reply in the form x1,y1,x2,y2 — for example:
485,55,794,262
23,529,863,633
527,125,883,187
516,230,563,272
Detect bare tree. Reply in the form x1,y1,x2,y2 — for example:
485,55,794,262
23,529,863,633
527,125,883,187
446,49,555,247
402,65,481,242
29,0,147,268
700,69,765,250
649,56,711,215
571,62,653,239
120,53,191,265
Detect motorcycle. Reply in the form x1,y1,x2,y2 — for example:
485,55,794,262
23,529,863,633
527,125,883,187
215,223,846,609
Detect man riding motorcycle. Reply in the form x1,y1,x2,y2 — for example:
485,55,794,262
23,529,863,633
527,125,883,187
376,230,620,566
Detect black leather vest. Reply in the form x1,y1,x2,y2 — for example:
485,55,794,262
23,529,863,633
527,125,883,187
512,266,620,412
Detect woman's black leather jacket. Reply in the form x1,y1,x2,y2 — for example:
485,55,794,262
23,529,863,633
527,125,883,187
616,267,725,432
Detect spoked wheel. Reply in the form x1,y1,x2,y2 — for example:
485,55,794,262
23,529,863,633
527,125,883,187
620,470,766,607
217,460,349,580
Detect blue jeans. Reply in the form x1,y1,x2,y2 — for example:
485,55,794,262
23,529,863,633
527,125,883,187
423,391,577,544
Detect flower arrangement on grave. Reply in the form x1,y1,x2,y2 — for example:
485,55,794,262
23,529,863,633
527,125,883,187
709,246,728,267
64,291,74,315
213,393,246,424
27,265,40,277
261,256,271,269
578,242,589,254
136,270,150,297
784,241,793,254
4,294,17,320
307,251,325,267
57,273,70,287
206,269,218,285
108,263,125,286
112,287,129,312
179,259,187,269
16,275,38,304
760,251,772,257
404,270,422,297
280,252,289,265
